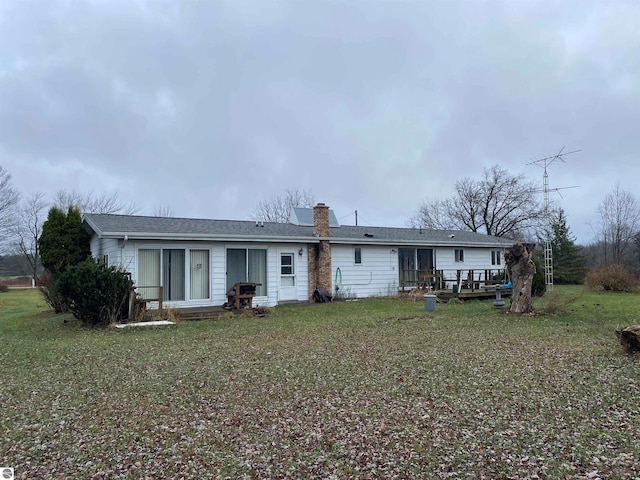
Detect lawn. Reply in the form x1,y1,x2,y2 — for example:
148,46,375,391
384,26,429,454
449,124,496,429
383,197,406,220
1,287,639,479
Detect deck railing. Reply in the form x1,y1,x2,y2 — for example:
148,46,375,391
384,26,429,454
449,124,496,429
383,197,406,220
400,268,506,291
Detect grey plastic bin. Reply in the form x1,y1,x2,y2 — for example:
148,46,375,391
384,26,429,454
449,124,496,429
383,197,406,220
423,294,437,312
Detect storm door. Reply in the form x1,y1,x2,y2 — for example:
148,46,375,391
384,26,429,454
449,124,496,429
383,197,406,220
279,252,296,301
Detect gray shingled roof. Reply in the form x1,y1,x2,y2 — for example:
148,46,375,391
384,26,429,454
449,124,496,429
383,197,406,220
83,213,511,247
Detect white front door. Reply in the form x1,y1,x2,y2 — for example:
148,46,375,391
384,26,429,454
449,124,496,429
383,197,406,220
279,252,297,301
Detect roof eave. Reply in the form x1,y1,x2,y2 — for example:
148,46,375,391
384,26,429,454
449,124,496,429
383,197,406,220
82,216,103,238
327,237,509,248
95,232,321,243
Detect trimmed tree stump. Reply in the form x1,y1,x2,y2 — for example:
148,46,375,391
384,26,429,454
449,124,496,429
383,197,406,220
616,325,640,355
504,242,536,314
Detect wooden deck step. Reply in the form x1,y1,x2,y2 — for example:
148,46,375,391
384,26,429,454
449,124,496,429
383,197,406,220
436,288,512,302
174,306,228,320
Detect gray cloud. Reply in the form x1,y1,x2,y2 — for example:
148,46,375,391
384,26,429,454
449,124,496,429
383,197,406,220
1,0,639,243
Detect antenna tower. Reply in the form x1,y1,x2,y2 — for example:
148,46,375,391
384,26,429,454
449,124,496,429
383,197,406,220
527,147,580,292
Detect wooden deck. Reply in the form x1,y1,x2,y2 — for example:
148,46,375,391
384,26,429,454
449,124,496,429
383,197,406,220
435,286,512,302
400,268,507,292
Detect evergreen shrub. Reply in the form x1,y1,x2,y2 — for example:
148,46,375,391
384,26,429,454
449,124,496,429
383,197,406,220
57,260,133,326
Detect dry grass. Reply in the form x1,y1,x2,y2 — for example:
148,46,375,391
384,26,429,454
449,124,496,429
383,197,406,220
1,287,639,479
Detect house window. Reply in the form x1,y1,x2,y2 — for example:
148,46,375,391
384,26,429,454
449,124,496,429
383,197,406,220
491,250,501,266
100,254,109,266
190,250,210,300
280,253,295,287
138,249,161,300
226,248,267,296
454,249,464,263
138,248,186,301
163,249,186,301
137,248,211,301
398,248,416,284
354,247,362,265
398,248,434,285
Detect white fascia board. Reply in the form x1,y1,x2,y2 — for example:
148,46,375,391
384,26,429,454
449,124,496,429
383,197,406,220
96,231,507,248
327,237,509,248
97,232,320,244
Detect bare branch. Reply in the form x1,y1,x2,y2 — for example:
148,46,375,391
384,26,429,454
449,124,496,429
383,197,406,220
14,192,48,284
0,165,20,253
55,189,140,215
409,164,545,238
596,183,640,264
252,188,316,223
153,205,173,217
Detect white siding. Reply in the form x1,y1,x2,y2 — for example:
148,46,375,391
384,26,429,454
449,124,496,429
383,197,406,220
211,244,226,306
266,247,278,306
90,237,136,272
331,245,399,298
120,243,136,272
91,237,122,267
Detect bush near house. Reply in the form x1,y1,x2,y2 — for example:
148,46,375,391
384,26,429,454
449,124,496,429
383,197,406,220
56,259,133,326
585,263,638,292
37,271,68,313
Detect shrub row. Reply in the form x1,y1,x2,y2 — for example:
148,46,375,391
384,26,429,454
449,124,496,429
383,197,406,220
585,264,638,292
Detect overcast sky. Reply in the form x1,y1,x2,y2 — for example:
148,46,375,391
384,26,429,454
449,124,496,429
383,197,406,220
1,0,639,244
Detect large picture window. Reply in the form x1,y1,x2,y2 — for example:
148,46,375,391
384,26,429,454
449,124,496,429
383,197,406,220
138,248,209,301
163,249,185,301
138,249,161,300
226,248,267,296
398,247,434,284
190,250,210,300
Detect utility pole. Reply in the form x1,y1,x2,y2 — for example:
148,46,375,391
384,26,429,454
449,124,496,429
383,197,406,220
528,147,580,292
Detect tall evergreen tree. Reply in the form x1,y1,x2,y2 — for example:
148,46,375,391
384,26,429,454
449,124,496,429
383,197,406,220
39,206,91,277
550,209,586,284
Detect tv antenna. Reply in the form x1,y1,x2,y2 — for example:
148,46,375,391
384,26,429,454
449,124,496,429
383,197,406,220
527,147,581,291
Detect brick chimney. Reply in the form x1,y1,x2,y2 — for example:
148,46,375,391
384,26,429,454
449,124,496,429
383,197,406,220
313,203,330,237
309,203,332,298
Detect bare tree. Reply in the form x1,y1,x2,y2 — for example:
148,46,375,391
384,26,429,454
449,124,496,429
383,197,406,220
153,204,173,217
409,165,545,238
15,192,48,285
252,188,316,223
407,198,459,230
0,165,20,252
55,189,140,215
596,183,640,265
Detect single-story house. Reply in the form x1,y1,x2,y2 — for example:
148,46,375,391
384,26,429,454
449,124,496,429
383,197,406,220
82,203,512,309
